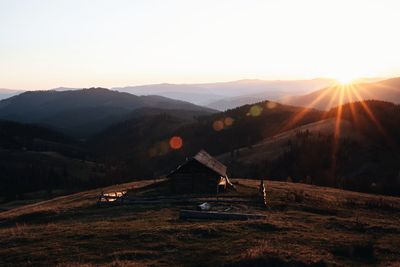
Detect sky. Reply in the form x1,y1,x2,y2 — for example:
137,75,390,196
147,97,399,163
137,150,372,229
1,0,400,90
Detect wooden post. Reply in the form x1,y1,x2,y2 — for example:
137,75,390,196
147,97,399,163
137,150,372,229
259,179,267,208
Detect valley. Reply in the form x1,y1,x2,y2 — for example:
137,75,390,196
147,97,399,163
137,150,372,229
1,81,400,202
2,2,400,266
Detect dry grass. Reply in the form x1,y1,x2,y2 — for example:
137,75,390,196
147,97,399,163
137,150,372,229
1,179,400,266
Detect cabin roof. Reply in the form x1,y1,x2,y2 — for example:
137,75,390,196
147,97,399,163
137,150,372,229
168,149,227,177
193,150,227,177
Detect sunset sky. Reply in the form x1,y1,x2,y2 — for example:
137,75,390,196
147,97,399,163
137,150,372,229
1,0,400,89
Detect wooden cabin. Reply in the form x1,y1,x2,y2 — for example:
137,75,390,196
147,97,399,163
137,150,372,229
167,150,231,194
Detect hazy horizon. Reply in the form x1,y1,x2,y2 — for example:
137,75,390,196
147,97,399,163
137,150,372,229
0,76,391,92
1,0,400,90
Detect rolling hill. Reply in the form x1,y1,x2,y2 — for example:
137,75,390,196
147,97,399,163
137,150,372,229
87,99,400,196
204,79,336,110
1,179,399,266
281,77,400,110
0,78,335,111
205,94,268,111
0,88,215,137
89,100,322,179
0,119,75,150
0,99,323,200
217,100,400,195
217,117,365,165
114,83,225,106
113,78,335,108
0,120,107,200
2,88,400,199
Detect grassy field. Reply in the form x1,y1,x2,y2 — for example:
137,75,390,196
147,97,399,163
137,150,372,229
1,179,400,266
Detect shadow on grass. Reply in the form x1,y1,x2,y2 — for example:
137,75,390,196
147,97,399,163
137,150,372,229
245,221,282,232
331,241,376,264
225,256,328,267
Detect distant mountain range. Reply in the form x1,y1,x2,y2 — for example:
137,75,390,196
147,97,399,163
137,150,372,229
0,88,215,137
1,77,388,111
113,78,336,109
1,87,400,197
281,77,400,110
0,79,334,107
0,89,23,100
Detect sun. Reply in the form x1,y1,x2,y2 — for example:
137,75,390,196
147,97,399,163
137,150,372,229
335,75,356,85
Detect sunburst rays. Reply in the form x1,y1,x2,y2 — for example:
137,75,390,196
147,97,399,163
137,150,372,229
350,85,390,142
279,84,335,132
331,85,346,175
345,84,359,128
279,80,392,177
321,85,341,120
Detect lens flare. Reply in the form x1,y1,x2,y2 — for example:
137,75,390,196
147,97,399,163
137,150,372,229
224,117,234,126
157,141,169,156
249,105,263,117
169,136,183,150
266,101,277,109
213,120,224,131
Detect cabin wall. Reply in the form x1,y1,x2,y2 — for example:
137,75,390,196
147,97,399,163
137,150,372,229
169,161,221,193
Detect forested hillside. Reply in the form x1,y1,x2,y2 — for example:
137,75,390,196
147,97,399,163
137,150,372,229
2,98,400,200
223,100,400,195
0,88,215,137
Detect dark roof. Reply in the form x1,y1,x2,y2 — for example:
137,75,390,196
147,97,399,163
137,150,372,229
193,150,227,177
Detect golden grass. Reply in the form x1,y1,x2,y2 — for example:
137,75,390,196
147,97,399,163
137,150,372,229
1,179,400,266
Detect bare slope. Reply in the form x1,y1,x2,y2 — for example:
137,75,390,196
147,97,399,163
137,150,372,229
1,179,400,266
217,118,366,165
